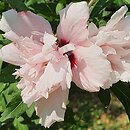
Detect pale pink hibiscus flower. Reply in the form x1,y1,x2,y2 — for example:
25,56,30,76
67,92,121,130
89,6,130,87
0,1,111,127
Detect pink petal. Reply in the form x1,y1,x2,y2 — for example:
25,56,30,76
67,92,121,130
29,52,53,64
95,30,128,46
57,1,89,45
120,62,130,82
0,9,52,39
29,33,57,64
19,11,52,34
0,13,11,32
35,57,72,98
114,16,130,33
101,45,116,55
3,30,19,41
43,33,57,46
35,87,69,128
59,43,75,54
88,22,98,37
17,79,38,106
89,6,130,86
15,37,42,59
14,63,45,106
72,45,112,91
112,45,130,59
0,43,25,66
107,54,123,73
102,6,128,31
0,9,32,37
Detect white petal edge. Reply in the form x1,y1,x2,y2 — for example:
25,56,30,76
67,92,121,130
35,87,69,128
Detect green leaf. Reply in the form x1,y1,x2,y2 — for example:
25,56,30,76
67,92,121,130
0,60,3,72
5,0,28,11
0,64,16,83
26,104,34,118
25,0,45,6
0,83,6,93
64,107,76,124
98,88,111,107
0,1,6,12
30,3,57,17
56,2,64,14
111,82,130,120
25,0,38,6
0,34,3,41
0,83,20,113
114,0,125,6
123,0,130,4
13,117,29,130
0,94,27,122
90,0,113,19
0,94,7,112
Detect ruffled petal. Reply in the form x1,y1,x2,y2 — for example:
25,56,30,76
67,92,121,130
95,30,128,46
35,87,69,128
0,43,25,66
102,6,128,31
120,62,130,82
19,11,52,34
114,16,130,33
17,79,38,106
35,57,72,98
88,22,98,37
0,9,32,37
57,1,89,45
3,30,19,41
72,45,112,92
14,63,44,106
43,33,57,46
0,9,52,40
0,12,11,32
15,37,42,59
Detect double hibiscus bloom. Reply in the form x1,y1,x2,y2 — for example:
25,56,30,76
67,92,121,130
0,1,130,128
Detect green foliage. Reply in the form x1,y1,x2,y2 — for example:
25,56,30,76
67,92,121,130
111,82,130,120
98,89,111,107
123,0,130,4
5,0,28,11
90,0,130,27
56,1,64,15
0,64,16,83
0,60,3,72
0,0,130,129
0,94,27,122
0,34,11,45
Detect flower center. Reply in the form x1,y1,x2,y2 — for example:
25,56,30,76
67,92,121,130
58,39,77,69
67,52,77,69
58,39,69,47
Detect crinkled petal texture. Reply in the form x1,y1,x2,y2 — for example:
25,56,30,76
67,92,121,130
34,56,72,99
72,45,112,91
15,49,71,128
0,9,53,65
14,63,45,106
0,35,43,65
35,87,69,128
12,33,72,102
57,1,89,45
0,7,74,128
102,6,128,31
0,43,25,66
0,9,52,41
90,5,130,83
